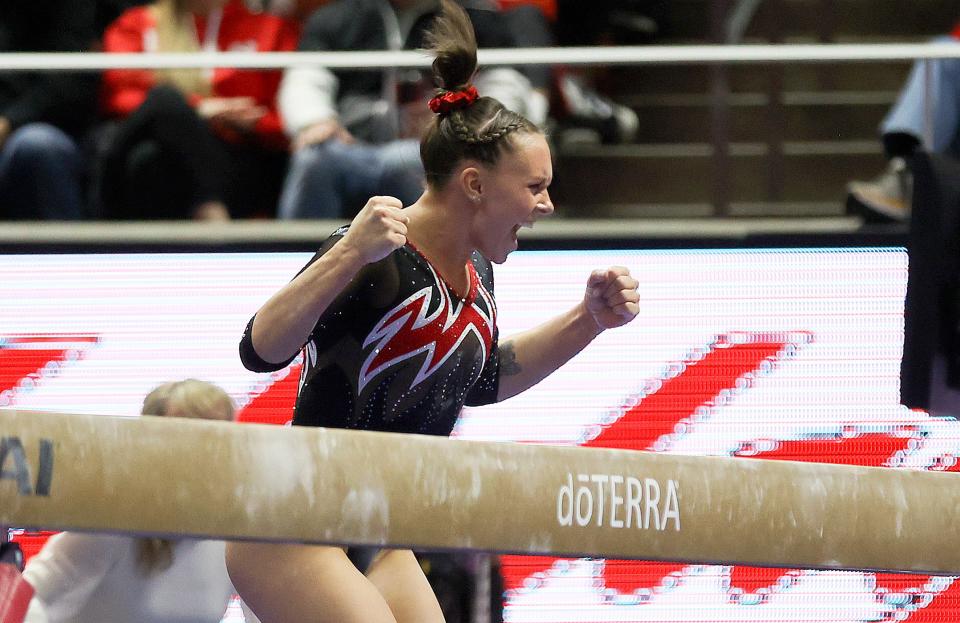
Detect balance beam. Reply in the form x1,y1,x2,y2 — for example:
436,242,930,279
1,409,958,574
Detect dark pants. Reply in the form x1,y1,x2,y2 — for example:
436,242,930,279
99,85,287,219
0,123,85,220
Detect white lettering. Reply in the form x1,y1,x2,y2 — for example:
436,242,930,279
557,473,573,526
575,474,593,526
662,479,681,531
556,473,681,532
644,478,661,530
626,477,642,528
591,474,609,527
609,475,624,528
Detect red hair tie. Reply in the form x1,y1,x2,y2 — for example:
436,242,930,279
428,86,480,114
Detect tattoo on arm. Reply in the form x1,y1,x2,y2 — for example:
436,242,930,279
500,341,522,376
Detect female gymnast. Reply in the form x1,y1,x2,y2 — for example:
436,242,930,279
226,2,640,621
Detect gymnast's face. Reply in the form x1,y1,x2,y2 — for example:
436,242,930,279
471,132,554,264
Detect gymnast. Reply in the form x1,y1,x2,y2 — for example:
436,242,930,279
226,2,640,620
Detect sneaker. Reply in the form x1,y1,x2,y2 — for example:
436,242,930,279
555,73,639,144
609,10,658,41
846,157,912,223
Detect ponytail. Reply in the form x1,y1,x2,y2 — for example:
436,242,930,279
419,0,539,189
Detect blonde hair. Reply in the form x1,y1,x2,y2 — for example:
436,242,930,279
149,0,212,98
136,379,235,573
141,378,236,421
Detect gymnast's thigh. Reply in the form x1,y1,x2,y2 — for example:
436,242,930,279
224,541,398,623
366,549,446,623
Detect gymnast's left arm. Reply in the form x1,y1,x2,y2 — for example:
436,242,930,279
494,266,639,402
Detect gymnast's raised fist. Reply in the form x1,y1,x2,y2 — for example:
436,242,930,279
583,266,641,330
341,196,409,265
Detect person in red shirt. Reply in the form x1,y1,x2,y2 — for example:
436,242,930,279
97,0,299,220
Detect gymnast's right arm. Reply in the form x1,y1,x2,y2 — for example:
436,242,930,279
241,196,409,369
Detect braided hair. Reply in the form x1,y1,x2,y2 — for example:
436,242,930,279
420,0,540,189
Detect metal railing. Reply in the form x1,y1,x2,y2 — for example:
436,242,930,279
1,40,952,218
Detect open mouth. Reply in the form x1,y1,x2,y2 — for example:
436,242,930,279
510,222,534,248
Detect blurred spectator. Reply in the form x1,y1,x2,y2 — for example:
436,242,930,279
495,0,555,21
21,379,260,623
498,0,640,146
0,3,102,220
847,27,960,223
554,0,662,47
262,0,332,22
276,0,547,220
97,0,298,220
495,1,553,126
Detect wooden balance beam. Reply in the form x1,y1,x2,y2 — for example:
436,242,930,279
2,408,959,573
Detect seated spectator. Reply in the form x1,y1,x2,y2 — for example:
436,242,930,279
262,0,331,22
97,0,298,220
847,26,960,223
0,2,102,220
21,379,261,623
497,0,639,146
276,0,548,220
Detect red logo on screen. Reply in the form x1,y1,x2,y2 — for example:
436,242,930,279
8,328,958,621
0,334,100,407
498,331,959,622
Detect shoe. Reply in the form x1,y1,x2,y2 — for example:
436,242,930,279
846,157,913,223
609,10,658,42
555,74,639,144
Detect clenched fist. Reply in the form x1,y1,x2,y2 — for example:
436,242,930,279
340,196,409,265
583,266,640,330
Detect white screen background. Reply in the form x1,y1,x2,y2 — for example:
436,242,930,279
4,247,958,623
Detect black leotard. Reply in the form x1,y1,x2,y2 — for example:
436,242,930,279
239,228,501,436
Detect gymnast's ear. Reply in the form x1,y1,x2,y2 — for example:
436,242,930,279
458,164,483,205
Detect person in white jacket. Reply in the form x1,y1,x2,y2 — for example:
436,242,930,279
21,379,260,623
276,0,548,221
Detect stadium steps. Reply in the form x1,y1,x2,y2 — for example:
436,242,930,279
550,0,955,218
551,140,884,218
